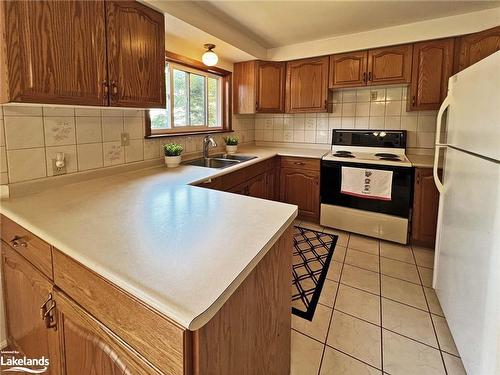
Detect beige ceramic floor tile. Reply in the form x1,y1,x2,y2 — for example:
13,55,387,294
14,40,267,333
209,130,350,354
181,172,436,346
319,279,339,307
292,304,333,343
300,220,324,232
332,245,347,263
345,249,379,273
380,257,420,284
326,260,343,282
382,299,438,347
424,287,444,316
418,266,433,287
380,242,415,264
442,353,466,375
412,246,435,268
335,285,380,325
323,227,350,247
327,311,381,369
291,330,324,375
320,346,381,375
348,234,380,255
341,264,380,295
432,314,460,356
383,330,446,375
381,276,427,310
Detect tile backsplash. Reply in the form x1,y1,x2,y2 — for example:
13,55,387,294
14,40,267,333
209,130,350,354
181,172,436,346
0,105,255,184
255,85,437,155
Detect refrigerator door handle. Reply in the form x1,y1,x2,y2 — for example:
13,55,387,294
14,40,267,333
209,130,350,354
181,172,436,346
433,97,451,193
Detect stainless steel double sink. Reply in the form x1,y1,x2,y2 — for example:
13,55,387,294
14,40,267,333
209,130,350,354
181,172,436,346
183,154,257,169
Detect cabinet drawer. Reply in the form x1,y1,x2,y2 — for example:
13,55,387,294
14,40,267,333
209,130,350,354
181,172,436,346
281,157,320,171
52,249,186,375
0,215,53,279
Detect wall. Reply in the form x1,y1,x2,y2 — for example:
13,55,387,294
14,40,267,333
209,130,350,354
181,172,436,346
0,105,255,185
267,7,500,60
255,85,436,155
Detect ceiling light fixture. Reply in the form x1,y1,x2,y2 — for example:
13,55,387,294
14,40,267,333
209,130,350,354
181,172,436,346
202,44,218,66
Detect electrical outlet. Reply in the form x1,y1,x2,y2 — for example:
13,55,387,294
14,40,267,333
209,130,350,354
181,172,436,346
370,91,378,101
121,132,130,146
52,159,66,175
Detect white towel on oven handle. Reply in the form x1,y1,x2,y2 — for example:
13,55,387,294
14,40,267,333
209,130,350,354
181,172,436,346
341,166,393,201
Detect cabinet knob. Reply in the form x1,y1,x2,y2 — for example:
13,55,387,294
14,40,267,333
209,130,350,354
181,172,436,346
10,235,28,248
111,80,118,97
102,80,109,94
412,96,416,106
294,162,305,166
368,72,372,82
362,72,367,84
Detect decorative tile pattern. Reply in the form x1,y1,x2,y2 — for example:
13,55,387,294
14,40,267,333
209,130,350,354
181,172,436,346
0,105,255,184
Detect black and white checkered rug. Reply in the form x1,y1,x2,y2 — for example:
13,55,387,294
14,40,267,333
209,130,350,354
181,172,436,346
292,226,338,321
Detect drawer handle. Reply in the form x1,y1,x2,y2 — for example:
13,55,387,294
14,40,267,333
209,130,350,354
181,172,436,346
10,235,28,248
294,162,305,166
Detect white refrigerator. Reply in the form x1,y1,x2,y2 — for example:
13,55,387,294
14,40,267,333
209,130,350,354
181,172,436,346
433,51,500,375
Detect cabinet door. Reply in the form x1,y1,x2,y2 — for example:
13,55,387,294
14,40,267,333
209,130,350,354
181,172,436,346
3,0,107,106
280,168,320,221
54,290,160,375
233,61,257,114
329,51,368,88
367,44,412,85
227,181,249,196
411,168,439,247
409,38,455,111
286,57,329,113
247,173,268,199
257,61,286,113
1,245,61,374
106,1,166,108
455,26,500,72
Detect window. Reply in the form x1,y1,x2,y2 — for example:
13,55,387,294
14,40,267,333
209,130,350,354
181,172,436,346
147,55,231,137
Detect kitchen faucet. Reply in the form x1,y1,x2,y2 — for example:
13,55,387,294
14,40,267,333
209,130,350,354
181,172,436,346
203,135,217,158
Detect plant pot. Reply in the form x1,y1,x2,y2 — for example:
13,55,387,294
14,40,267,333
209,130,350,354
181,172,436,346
164,155,182,168
226,145,238,154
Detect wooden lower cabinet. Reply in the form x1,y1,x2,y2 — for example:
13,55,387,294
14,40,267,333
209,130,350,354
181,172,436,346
1,245,61,375
247,172,267,199
55,290,160,375
411,168,440,247
1,215,293,375
279,157,320,222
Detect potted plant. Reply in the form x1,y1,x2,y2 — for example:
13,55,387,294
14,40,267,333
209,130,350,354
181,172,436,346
223,136,239,154
163,143,183,168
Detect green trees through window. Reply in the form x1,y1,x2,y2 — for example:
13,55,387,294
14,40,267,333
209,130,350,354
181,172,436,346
150,63,222,132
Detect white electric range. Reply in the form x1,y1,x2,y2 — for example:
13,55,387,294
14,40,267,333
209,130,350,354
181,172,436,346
320,130,413,244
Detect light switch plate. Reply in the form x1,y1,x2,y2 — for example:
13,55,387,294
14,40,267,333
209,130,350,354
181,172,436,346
52,159,66,175
121,132,130,146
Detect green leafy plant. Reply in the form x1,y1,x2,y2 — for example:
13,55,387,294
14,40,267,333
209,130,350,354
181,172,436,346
223,136,239,146
163,143,183,157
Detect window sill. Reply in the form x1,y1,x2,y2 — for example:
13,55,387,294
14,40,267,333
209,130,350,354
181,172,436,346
145,129,233,139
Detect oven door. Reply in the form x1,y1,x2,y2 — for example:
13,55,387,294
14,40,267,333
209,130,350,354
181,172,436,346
321,160,414,218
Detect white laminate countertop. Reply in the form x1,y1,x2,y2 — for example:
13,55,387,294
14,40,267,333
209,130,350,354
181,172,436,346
407,154,435,169
0,146,327,330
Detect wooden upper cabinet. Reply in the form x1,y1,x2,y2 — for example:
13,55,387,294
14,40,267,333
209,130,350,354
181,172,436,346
286,56,329,113
257,61,286,113
329,51,368,88
455,26,500,72
367,44,412,85
1,0,107,106
2,246,61,374
106,1,166,108
233,60,285,114
409,38,454,111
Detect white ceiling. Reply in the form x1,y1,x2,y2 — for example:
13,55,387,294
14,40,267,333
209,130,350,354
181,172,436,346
196,1,500,48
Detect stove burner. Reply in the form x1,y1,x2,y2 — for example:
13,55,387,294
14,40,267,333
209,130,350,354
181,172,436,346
379,157,401,161
333,153,355,158
375,153,398,158
334,151,352,155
